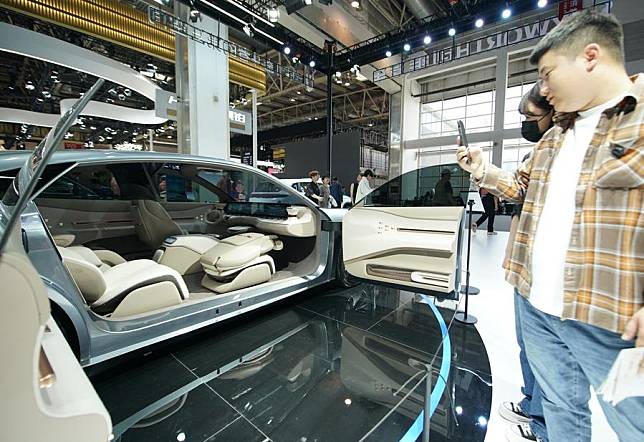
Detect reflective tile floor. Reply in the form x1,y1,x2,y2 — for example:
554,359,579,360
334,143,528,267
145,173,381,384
90,283,492,442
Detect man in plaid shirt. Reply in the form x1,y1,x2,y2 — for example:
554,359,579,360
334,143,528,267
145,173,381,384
457,9,643,442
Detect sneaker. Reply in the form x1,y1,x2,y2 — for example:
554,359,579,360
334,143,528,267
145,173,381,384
506,423,541,442
471,223,477,233
499,402,531,424
487,231,498,235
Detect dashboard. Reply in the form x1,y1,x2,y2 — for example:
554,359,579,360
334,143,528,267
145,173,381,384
224,202,289,220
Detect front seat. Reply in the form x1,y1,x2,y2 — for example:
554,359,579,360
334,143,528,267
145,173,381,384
200,233,283,294
58,246,189,319
131,199,185,249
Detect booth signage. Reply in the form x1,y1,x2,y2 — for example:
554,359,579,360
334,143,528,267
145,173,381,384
373,2,609,81
229,109,252,135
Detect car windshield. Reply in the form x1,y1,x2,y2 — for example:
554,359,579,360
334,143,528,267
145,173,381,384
0,79,104,254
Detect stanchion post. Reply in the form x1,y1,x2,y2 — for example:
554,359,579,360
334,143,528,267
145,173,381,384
455,199,478,325
422,368,432,442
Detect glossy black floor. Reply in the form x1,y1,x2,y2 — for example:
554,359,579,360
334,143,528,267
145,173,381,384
89,283,492,442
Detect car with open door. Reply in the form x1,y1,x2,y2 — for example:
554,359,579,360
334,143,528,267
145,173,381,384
0,87,465,368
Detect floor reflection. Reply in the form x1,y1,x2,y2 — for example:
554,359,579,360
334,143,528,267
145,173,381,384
91,284,491,442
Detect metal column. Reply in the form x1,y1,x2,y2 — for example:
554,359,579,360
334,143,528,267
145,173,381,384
326,40,334,177
492,47,509,167
252,89,258,168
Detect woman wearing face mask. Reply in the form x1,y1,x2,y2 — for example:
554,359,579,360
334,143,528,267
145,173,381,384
501,81,554,442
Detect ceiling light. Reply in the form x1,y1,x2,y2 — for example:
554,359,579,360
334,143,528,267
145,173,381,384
448,27,456,37
267,8,279,22
90,126,97,130
25,82,35,90
475,18,484,28
290,98,295,102
309,60,316,68
423,35,432,45
385,50,392,57
537,0,548,7
284,46,291,55
344,81,350,86
502,8,512,19
403,43,411,52
305,0,312,4
42,91,51,98
335,71,342,77
36,98,44,102
256,102,262,106
243,24,252,37
351,0,360,8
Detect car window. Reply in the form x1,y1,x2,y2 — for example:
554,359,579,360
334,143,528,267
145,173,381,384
157,174,219,203
0,169,19,199
37,165,121,200
363,163,471,207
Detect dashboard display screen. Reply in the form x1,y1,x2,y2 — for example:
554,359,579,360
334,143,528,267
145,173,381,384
225,202,289,219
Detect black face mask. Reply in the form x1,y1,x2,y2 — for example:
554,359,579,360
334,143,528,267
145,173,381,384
521,112,553,143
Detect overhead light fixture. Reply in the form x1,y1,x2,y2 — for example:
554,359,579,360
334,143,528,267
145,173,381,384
335,71,342,77
305,0,313,4
344,81,350,86
297,91,301,95
475,18,484,28
256,102,262,106
284,46,291,55
267,8,279,22
537,0,547,7
25,82,35,90
292,56,299,63
385,50,392,57
403,43,411,52
448,27,456,37
42,91,51,98
423,35,432,45
309,60,316,68
502,8,512,19
243,23,252,36
90,126,97,130
351,0,360,8
290,98,296,102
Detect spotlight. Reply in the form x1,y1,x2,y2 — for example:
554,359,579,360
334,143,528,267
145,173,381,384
403,43,411,52
344,81,350,86
448,27,456,36
267,8,279,22
292,56,299,63
502,8,512,19
25,82,35,91
309,60,316,68
335,71,342,77
385,50,392,57
243,24,253,37
351,0,360,8
42,91,51,98
305,0,312,4
189,8,201,22
284,46,291,55
537,0,547,7
475,18,484,28
423,35,432,45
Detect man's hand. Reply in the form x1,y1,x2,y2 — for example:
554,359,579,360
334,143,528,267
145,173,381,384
622,307,644,347
456,144,486,180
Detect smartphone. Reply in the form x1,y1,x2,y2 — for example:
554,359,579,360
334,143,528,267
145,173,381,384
457,120,469,147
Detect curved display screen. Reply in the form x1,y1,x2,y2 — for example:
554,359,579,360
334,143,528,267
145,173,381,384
225,202,289,219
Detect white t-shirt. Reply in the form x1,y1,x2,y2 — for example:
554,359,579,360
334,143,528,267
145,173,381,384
529,95,625,317
355,177,372,204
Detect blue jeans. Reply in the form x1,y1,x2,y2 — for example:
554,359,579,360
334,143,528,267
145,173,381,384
515,293,547,441
520,295,644,442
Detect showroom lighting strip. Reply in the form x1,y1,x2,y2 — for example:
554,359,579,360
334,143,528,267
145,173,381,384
199,0,282,44
223,0,275,28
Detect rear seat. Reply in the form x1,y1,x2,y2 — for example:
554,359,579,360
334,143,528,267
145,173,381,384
58,246,189,318
200,233,283,294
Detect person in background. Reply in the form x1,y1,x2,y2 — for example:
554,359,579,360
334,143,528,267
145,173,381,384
457,10,643,441
472,187,499,234
320,175,332,208
231,181,246,202
305,170,323,206
355,169,374,204
433,169,456,206
330,177,343,207
350,172,362,205
501,81,554,442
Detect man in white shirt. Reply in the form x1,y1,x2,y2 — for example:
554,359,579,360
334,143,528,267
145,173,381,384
457,10,643,442
354,169,374,204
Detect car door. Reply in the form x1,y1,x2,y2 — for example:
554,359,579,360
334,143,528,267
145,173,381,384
342,164,468,296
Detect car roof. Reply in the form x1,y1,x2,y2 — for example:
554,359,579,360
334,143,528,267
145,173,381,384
0,149,250,172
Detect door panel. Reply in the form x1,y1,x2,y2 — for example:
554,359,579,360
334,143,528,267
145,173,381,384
343,206,464,294
36,198,135,245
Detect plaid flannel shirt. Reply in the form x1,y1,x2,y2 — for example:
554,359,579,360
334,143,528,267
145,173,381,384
477,74,644,334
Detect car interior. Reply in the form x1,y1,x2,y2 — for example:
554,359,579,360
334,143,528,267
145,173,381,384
30,161,323,320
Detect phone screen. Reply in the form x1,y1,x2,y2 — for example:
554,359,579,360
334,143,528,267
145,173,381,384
457,120,469,147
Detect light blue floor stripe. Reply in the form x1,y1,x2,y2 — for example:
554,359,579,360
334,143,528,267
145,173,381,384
398,295,452,442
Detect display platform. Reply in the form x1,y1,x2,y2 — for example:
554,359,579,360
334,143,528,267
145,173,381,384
89,283,492,442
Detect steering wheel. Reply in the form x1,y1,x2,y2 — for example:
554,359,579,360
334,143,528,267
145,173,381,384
204,208,225,225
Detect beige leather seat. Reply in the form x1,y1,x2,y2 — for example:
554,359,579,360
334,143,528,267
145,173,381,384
200,233,283,294
58,246,189,318
131,199,185,249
